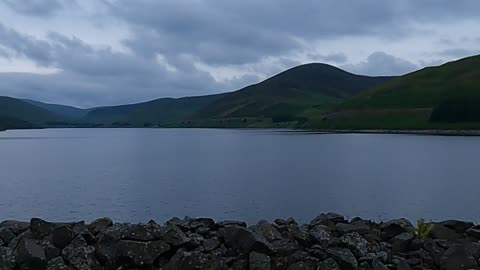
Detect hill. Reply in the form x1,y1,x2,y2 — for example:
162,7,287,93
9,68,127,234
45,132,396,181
0,96,66,128
83,94,226,127
83,64,392,128
190,64,393,127
22,99,91,119
310,55,480,129
0,115,37,131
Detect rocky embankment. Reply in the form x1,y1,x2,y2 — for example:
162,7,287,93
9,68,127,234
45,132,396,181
1,214,480,270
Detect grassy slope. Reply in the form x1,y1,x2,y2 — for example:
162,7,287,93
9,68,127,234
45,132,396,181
22,99,91,119
309,55,480,129
192,64,392,127
0,115,37,131
83,94,226,127
0,96,65,127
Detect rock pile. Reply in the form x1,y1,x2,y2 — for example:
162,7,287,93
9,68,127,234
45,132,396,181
1,214,480,269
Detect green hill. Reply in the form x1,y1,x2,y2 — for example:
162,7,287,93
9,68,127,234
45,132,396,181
83,94,226,127
311,55,480,129
191,64,392,127
0,115,37,131
83,64,392,128
0,96,66,128
22,99,91,119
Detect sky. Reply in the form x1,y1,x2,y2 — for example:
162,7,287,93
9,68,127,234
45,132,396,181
0,0,479,108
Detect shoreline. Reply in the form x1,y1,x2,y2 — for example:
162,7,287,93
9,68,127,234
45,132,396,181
305,129,480,136
1,215,479,269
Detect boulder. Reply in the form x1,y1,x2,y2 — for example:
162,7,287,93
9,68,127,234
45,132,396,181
372,259,389,270
223,225,272,254
430,224,460,240
271,239,300,256
328,247,358,270
51,226,73,250
308,225,331,247
440,244,478,270
163,249,209,270
0,246,16,270
336,222,371,235
397,260,413,270
46,257,73,270
122,223,161,242
287,261,315,270
30,218,57,240
466,225,480,240
0,221,30,236
252,220,282,242
439,220,474,234
117,240,170,266
337,232,369,257
61,235,101,270
380,219,414,240
87,218,113,235
161,225,190,247
0,228,16,245
288,224,310,247
217,220,247,228
310,213,345,230
72,223,96,245
249,251,271,270
392,233,415,254
202,237,221,252
15,238,47,270
317,258,341,270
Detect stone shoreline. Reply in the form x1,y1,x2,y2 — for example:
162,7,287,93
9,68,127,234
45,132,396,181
1,215,480,270
310,129,480,137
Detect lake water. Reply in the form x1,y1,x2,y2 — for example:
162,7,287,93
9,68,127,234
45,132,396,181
1,128,480,224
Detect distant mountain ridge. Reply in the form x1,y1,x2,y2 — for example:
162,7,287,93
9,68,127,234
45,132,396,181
22,99,92,119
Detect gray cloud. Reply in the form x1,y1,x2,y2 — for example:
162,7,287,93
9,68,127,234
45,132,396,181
1,0,63,17
343,52,418,76
0,1,479,106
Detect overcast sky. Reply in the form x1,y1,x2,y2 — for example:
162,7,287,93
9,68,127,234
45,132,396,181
0,0,479,108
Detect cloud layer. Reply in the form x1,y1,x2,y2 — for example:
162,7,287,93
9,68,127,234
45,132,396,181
0,0,479,107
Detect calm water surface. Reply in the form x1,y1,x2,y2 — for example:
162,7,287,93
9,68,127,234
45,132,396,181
1,128,479,224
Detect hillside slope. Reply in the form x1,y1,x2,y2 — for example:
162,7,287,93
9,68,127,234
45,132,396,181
193,64,393,126
22,99,91,119
311,55,480,129
84,94,226,127
0,96,65,127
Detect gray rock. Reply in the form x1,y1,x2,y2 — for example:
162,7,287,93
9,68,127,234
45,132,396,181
287,261,315,270
308,225,331,247
0,246,16,270
337,232,369,257
202,237,220,252
38,240,60,261
439,220,474,234
381,219,414,240
51,226,73,250
164,249,209,270
430,224,460,240
372,259,388,270
0,221,30,236
161,225,189,247
249,251,271,270
117,240,170,266
122,223,161,242
271,239,300,256
397,260,412,270
217,220,247,228
392,233,414,253
30,218,57,240
61,235,100,270
328,247,358,270
440,244,479,270
0,228,15,246
466,225,480,240
223,225,272,254
15,238,47,270
336,222,371,235
87,217,113,235
310,213,345,227
252,220,282,242
46,257,73,270
72,222,96,245
317,258,341,270
288,224,310,247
